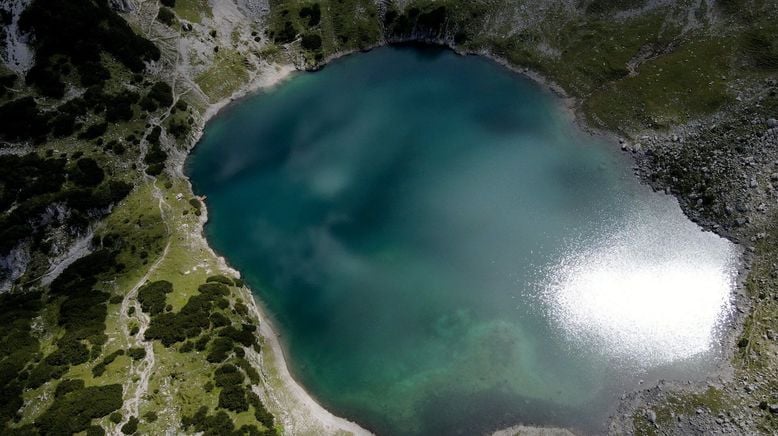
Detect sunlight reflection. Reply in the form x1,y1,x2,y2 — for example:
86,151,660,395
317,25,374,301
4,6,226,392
545,212,739,365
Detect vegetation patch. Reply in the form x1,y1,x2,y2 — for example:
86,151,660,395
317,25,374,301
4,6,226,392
0,292,43,426
137,280,174,316
145,282,229,346
195,50,250,103
174,0,212,24
19,0,159,98
35,383,123,434
585,37,733,131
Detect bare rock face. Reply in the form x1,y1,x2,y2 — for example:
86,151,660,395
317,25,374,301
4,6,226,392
0,244,30,292
109,0,133,12
238,0,270,19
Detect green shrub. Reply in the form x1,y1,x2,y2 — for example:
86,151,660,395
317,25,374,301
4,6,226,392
54,379,85,398
299,4,321,26
144,129,168,175
0,153,65,211
198,282,229,296
0,97,51,141
121,416,139,434
167,117,190,138
271,21,297,44
213,364,244,388
206,337,233,363
145,280,237,346
93,347,125,377
50,112,77,137
235,357,260,385
206,275,234,286
742,26,778,70
195,336,210,351
78,60,111,86
148,82,174,107
50,249,117,294
157,7,176,26
45,339,89,366
247,391,275,432
0,292,44,425
234,302,249,316
24,60,68,97
86,425,106,436
209,312,230,328
92,362,107,377
137,280,173,315
146,299,210,345
301,33,322,50
36,384,123,434
26,362,67,389
20,0,160,96
106,91,139,122
182,407,236,434
127,347,146,360
218,384,248,412
219,324,257,348
0,73,16,98
69,158,105,187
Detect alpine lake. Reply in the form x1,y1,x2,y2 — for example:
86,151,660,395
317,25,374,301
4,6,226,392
187,45,740,435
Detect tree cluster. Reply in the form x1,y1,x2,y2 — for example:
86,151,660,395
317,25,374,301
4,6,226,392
139,81,174,112
137,280,173,316
144,282,230,346
35,383,123,434
0,97,52,142
384,5,448,40
182,405,276,436
0,291,44,426
92,349,125,377
144,126,168,176
299,4,321,26
19,0,160,98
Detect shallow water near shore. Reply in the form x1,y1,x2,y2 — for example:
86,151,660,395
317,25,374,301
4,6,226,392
187,45,739,434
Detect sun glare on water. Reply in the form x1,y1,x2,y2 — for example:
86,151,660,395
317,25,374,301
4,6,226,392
544,210,740,366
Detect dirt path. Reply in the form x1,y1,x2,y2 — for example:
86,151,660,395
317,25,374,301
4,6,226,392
113,181,171,434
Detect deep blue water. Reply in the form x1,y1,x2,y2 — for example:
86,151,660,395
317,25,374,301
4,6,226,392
187,46,737,435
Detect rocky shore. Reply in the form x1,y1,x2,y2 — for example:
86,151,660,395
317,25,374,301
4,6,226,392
609,82,778,434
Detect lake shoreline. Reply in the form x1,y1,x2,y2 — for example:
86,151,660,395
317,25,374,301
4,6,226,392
179,63,374,435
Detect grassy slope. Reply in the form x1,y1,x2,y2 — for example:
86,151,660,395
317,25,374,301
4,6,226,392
1,1,280,434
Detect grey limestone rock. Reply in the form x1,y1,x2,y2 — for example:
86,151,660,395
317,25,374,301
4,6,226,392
109,0,133,12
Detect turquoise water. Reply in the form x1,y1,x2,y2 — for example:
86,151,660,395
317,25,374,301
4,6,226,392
187,46,738,434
